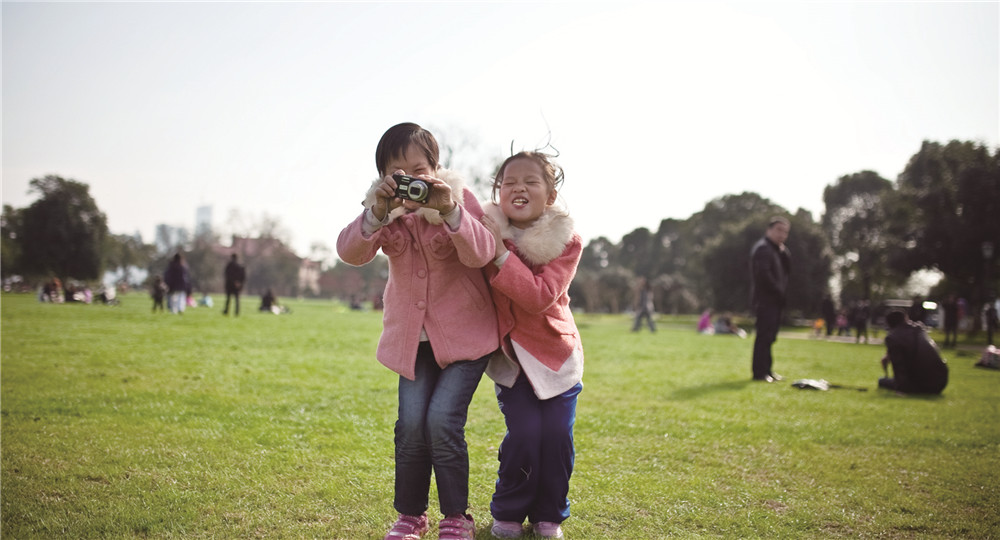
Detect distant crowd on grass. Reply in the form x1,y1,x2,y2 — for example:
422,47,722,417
38,276,118,306
35,251,291,317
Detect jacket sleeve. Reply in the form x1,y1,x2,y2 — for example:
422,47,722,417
490,235,582,314
336,210,386,267
446,189,497,269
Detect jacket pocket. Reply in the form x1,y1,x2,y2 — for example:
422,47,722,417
381,231,408,257
427,231,456,260
458,274,488,311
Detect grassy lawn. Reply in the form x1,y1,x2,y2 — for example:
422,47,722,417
2,293,998,539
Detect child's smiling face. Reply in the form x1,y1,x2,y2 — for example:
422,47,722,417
499,157,556,229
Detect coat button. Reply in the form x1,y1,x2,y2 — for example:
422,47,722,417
417,269,426,278
417,301,427,310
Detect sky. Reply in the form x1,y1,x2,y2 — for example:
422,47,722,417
3,1,998,261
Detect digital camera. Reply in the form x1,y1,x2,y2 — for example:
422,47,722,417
392,174,432,203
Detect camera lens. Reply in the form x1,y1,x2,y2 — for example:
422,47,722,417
407,180,429,202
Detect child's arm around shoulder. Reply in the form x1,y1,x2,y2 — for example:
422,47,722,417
491,233,583,314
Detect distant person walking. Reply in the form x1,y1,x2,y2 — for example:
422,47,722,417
854,299,871,344
749,216,791,382
222,253,246,316
163,252,191,314
631,276,656,333
821,294,837,337
942,294,959,348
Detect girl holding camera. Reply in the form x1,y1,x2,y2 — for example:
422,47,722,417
337,122,499,540
479,151,584,539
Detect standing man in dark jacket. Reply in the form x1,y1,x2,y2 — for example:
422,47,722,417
879,310,948,394
750,216,791,382
223,253,246,316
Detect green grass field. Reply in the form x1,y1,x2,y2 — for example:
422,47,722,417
2,293,998,539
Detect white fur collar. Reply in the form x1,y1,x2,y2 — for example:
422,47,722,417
363,168,467,225
483,202,574,266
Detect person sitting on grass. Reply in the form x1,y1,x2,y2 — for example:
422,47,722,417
879,310,948,395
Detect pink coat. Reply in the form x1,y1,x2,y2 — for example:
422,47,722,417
336,170,500,380
482,203,584,399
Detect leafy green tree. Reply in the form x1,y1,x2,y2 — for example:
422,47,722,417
104,233,156,287
651,218,687,277
651,271,699,314
17,176,108,281
887,141,1000,315
243,238,302,297
568,267,600,312
619,227,656,278
698,196,831,317
578,237,619,272
154,224,191,256
785,209,835,317
596,266,635,313
822,171,897,301
323,255,389,304
185,234,224,294
1,205,23,279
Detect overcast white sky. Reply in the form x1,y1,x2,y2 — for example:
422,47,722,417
3,1,998,259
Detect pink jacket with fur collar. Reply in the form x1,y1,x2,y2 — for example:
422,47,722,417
482,202,584,399
336,169,499,380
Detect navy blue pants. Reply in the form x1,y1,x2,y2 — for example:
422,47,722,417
491,373,582,524
394,342,489,517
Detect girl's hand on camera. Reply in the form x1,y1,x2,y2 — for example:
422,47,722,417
414,175,456,215
372,172,404,221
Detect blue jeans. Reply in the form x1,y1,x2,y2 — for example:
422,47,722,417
394,342,489,517
491,374,582,524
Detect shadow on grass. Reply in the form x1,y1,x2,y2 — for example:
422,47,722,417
872,389,948,401
667,379,752,401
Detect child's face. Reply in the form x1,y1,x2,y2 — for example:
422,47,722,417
498,158,556,229
384,144,437,212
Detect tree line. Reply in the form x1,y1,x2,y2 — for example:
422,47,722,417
567,140,999,328
3,139,998,322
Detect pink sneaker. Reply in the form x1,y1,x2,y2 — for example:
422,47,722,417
384,513,429,540
532,521,564,539
490,519,524,538
438,513,475,540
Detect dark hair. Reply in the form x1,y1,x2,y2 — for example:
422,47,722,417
491,151,565,203
768,216,790,228
374,123,439,176
886,309,907,329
